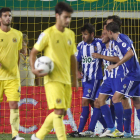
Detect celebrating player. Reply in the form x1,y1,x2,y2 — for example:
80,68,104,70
105,22,140,138
69,23,107,137
0,8,24,140
30,2,78,140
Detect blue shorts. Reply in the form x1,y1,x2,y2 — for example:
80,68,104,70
95,77,122,98
82,79,101,100
116,76,140,97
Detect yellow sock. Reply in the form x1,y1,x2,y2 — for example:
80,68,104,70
53,114,66,140
36,112,54,140
10,109,19,138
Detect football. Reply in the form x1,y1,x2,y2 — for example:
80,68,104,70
34,56,54,74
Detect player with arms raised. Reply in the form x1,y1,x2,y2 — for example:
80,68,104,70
30,2,78,140
0,8,24,140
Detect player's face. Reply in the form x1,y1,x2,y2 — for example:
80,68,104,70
101,30,110,44
106,30,113,40
57,11,72,27
0,12,12,26
82,30,94,43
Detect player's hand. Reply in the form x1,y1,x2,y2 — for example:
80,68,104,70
92,53,102,59
107,64,118,72
77,71,83,79
31,69,48,77
72,80,79,92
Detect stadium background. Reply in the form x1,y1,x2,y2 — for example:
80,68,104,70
0,0,140,136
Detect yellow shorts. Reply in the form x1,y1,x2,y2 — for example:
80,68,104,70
0,79,21,102
45,82,72,110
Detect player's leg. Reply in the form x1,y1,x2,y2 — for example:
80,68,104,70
122,97,132,138
78,80,101,137
4,79,25,140
77,98,90,133
108,78,139,138
110,100,115,124
34,82,67,140
98,79,116,137
84,80,103,136
75,81,90,134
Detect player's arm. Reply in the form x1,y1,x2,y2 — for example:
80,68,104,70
77,61,83,79
30,32,48,77
30,48,48,77
92,53,120,63
107,49,134,71
71,54,78,91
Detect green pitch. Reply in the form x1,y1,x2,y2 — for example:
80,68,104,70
0,134,139,140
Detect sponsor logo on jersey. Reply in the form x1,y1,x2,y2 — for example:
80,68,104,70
82,56,94,64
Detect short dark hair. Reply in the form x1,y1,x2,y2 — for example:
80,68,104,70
107,15,122,27
81,23,95,34
55,2,73,15
0,7,11,17
106,22,120,33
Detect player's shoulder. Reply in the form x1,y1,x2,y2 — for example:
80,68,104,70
43,26,53,34
94,38,103,45
117,33,132,44
65,27,75,36
94,38,102,42
94,38,105,48
77,41,84,48
11,28,22,36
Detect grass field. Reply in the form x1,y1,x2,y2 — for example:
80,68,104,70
0,134,140,140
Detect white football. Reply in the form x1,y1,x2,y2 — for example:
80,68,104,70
34,56,54,74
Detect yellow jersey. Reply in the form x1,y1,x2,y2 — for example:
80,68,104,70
34,25,76,85
0,28,22,80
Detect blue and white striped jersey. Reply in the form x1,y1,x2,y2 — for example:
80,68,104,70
102,41,129,80
76,38,104,82
114,33,140,81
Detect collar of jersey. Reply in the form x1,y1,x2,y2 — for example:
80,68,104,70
53,25,66,34
84,38,95,45
0,28,12,34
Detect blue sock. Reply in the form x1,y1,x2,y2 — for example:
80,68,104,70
88,108,101,132
114,102,123,132
78,106,89,132
123,109,132,133
100,104,114,128
110,105,115,124
136,109,140,120
98,113,107,129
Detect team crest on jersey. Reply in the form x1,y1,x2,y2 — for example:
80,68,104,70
67,40,71,45
94,46,97,51
87,89,91,93
56,99,61,104
13,38,17,42
123,84,127,89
